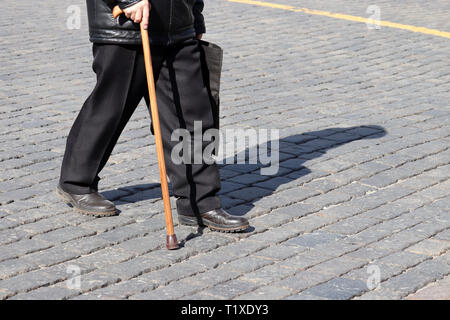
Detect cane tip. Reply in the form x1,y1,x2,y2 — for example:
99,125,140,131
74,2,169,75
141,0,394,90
166,234,179,250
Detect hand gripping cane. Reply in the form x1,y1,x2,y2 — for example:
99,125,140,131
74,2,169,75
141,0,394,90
113,6,179,250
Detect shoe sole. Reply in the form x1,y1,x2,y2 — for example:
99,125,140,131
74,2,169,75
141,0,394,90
178,214,249,233
56,187,117,217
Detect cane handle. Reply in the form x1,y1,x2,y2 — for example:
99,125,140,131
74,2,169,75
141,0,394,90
112,6,124,19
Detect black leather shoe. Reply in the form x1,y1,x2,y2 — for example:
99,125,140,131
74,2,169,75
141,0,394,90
178,208,249,232
56,185,117,217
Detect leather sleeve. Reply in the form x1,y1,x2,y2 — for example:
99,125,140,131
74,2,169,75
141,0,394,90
116,0,142,10
193,0,206,34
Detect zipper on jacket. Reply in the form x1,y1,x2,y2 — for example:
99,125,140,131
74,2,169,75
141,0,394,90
168,0,173,45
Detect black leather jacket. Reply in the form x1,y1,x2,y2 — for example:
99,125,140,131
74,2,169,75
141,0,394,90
86,0,206,45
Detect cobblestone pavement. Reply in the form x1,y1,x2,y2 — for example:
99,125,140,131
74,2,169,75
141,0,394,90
0,0,449,300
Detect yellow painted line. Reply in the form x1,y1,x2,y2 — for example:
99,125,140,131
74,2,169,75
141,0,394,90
228,0,450,39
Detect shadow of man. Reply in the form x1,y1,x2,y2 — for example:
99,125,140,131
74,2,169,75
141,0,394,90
103,125,386,242
217,125,387,216
101,124,386,242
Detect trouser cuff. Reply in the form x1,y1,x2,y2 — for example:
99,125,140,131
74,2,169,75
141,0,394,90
176,196,222,217
59,180,98,195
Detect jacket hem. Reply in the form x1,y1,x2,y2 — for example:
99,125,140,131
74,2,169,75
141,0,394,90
89,27,197,45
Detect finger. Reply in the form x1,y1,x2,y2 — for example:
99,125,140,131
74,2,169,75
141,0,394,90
130,11,136,21
134,8,143,24
142,5,150,29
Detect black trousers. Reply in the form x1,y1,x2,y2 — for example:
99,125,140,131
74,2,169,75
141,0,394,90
59,38,222,216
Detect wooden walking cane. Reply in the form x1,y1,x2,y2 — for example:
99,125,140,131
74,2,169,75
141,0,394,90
113,6,179,250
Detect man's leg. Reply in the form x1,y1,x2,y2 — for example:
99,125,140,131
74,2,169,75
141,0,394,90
59,44,149,195
152,38,223,217
93,45,165,183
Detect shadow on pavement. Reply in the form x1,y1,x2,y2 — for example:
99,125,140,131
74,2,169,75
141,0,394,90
102,124,387,227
